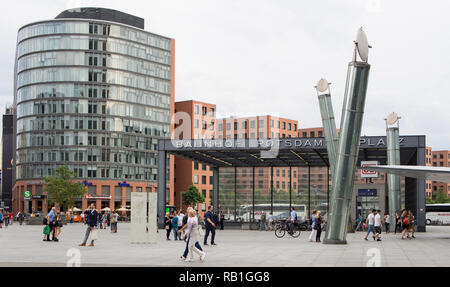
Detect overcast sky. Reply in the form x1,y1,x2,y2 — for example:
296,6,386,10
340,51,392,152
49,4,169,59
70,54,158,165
1,0,449,149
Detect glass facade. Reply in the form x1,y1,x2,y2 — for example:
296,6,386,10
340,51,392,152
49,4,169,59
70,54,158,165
14,19,173,182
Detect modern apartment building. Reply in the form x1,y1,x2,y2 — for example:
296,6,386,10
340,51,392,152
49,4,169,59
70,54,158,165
12,8,175,214
431,150,450,196
174,100,216,214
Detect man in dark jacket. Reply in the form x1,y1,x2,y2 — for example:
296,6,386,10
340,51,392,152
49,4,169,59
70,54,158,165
79,204,98,247
203,206,217,246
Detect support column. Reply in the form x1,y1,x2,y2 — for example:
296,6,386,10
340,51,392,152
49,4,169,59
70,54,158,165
270,166,274,215
252,167,255,222
416,145,426,232
289,166,292,210
308,166,311,219
212,167,219,213
110,184,115,210
327,166,330,214
234,167,237,222
387,126,401,232
157,150,167,229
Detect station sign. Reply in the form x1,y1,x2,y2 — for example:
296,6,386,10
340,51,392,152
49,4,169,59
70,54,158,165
358,189,377,197
361,161,378,178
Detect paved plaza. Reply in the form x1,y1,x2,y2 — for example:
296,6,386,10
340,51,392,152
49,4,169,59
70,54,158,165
1,223,450,267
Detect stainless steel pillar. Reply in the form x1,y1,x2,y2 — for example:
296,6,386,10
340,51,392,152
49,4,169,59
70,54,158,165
324,61,371,244
386,126,401,231
212,167,219,213
318,93,338,171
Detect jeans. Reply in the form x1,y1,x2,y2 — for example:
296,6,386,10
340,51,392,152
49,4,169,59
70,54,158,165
82,226,95,245
204,226,216,244
385,223,390,233
183,237,203,258
173,226,179,240
367,225,376,235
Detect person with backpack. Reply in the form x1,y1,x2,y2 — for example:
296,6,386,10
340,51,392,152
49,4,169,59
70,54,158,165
401,210,410,240
172,210,179,240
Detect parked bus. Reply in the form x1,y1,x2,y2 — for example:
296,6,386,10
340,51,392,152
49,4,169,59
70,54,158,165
238,203,307,222
426,204,450,225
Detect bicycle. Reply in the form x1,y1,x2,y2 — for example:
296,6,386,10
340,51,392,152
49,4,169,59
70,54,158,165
274,220,301,238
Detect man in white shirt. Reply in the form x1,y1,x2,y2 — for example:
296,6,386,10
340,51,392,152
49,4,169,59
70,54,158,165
177,210,184,240
374,210,382,241
364,209,380,241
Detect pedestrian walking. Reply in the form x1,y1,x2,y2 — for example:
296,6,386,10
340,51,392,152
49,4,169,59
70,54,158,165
79,204,99,247
111,211,118,233
384,212,390,233
364,209,380,241
219,211,225,230
4,211,10,227
355,213,363,231
172,210,179,240
315,211,323,242
288,207,297,234
8,212,13,225
408,210,416,239
70,212,74,223
184,209,206,262
177,210,184,239
394,212,401,235
267,212,274,231
374,210,382,241
0,210,4,228
98,212,103,229
165,212,172,240
17,211,24,225
308,210,317,242
400,209,410,239
54,212,62,241
203,206,217,246
179,207,204,261
47,207,57,241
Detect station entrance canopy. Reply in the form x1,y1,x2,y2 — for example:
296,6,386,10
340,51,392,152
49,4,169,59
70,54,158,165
157,136,426,231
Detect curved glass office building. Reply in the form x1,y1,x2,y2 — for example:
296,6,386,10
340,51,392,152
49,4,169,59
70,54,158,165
13,8,174,213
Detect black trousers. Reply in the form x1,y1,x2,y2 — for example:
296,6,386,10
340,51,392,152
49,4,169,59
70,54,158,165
316,227,322,242
166,226,172,239
204,226,216,244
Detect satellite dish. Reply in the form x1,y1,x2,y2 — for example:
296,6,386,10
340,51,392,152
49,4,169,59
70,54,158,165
386,112,399,125
316,78,329,93
355,27,371,62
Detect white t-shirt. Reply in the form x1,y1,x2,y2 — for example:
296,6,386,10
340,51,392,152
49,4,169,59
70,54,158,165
367,213,375,225
268,214,273,222
178,214,184,227
374,214,382,227
385,215,390,224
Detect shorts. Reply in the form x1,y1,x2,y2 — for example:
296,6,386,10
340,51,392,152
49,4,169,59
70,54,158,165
367,225,376,235
402,224,409,231
375,226,382,234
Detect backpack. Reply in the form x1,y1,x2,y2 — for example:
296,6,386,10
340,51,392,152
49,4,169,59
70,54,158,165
403,217,409,225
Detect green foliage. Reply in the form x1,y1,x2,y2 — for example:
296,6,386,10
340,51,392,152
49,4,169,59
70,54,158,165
427,186,450,204
182,184,205,208
44,165,86,211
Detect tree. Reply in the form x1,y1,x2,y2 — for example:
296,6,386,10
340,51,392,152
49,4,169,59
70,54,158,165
44,165,86,211
434,186,450,203
182,184,205,208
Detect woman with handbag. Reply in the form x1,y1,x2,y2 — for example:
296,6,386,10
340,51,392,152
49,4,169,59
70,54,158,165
184,209,206,262
315,211,323,242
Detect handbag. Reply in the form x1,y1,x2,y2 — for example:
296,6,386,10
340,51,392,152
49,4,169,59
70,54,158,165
91,228,98,240
198,225,204,237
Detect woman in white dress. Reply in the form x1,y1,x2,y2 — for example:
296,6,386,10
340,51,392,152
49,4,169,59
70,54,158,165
184,209,206,262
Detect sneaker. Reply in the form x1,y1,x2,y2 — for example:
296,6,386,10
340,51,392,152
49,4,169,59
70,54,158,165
200,253,206,261
179,256,186,261
204,243,209,246
364,238,368,241
185,258,193,262
53,238,59,242
211,243,217,246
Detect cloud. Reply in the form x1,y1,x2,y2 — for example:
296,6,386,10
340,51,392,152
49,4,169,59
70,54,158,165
0,0,448,149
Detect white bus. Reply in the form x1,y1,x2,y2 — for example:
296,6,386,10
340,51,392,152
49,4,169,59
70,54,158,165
426,204,450,225
238,203,307,222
